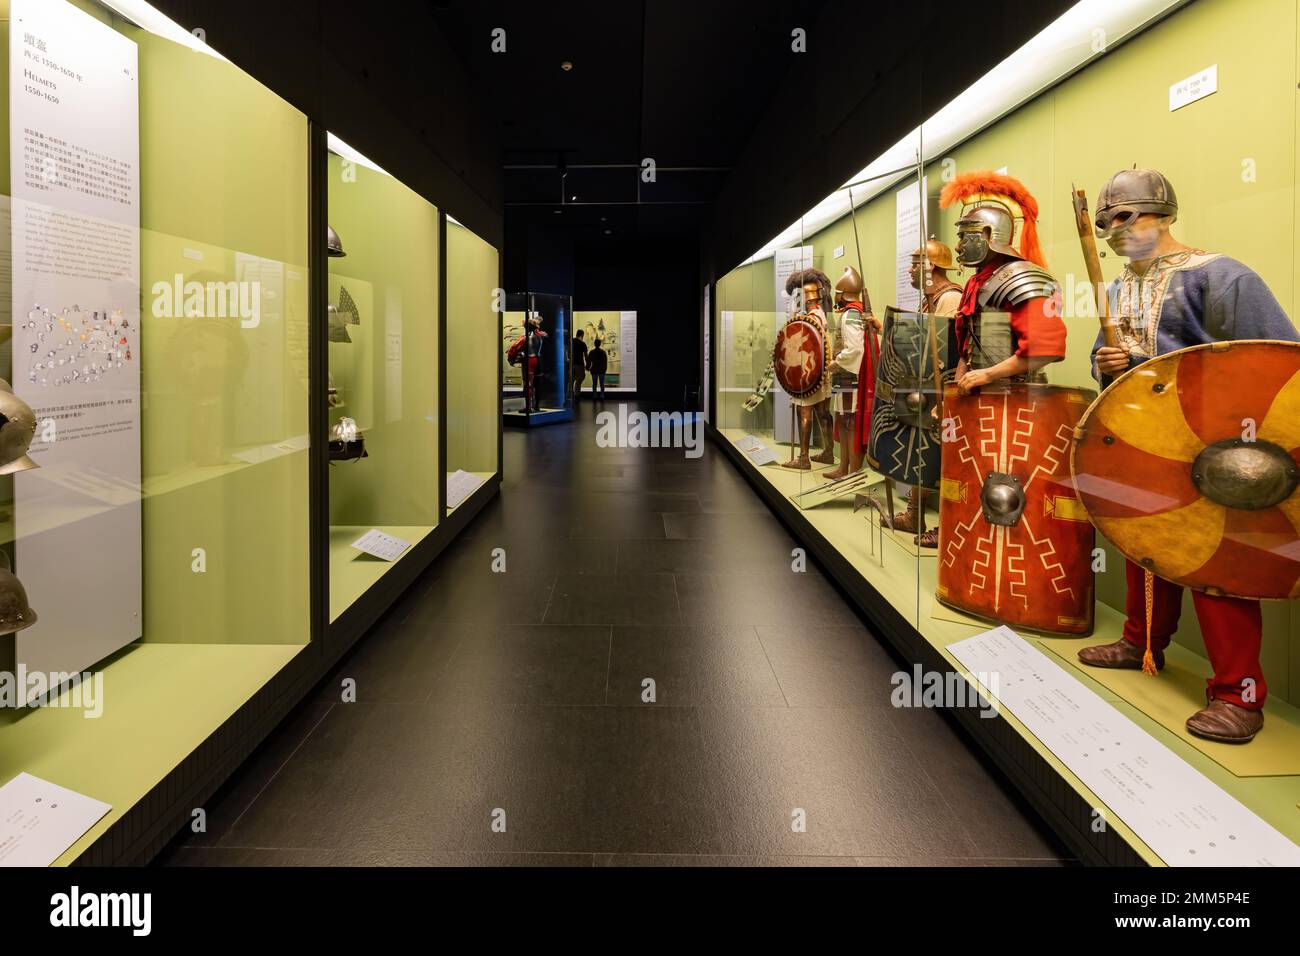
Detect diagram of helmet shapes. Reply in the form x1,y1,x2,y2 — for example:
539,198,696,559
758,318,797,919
0,549,37,637
0,378,41,476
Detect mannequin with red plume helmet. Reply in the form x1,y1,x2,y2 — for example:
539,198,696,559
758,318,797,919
939,170,1066,393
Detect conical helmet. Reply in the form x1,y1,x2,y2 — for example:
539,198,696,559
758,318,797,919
834,266,864,297
327,224,347,258
0,550,37,637
0,378,40,476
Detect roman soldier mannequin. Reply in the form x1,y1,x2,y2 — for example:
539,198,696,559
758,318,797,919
941,172,1067,393
882,238,962,547
823,267,879,480
506,312,548,412
1077,168,1300,744
780,268,837,470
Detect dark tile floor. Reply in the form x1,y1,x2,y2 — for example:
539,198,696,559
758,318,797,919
159,401,1074,867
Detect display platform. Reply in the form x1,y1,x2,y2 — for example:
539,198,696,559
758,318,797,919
713,426,1300,865
0,641,304,866
328,525,436,623
504,407,574,427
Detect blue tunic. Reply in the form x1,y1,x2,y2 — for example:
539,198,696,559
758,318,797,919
1091,251,1299,385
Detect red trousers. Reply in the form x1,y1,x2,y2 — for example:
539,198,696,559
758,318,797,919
1121,560,1266,709
526,356,539,408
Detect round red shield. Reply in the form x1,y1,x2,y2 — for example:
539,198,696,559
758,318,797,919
773,315,829,398
1071,340,1300,600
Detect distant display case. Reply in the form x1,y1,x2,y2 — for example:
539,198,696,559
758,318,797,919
709,0,1300,866
0,0,501,864
503,291,575,426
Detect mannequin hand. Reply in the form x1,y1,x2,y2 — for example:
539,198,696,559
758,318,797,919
1096,346,1131,376
866,313,882,333
957,368,993,394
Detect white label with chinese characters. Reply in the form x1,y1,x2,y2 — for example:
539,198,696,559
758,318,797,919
446,469,485,510
1170,65,1217,111
949,626,1300,866
0,773,111,867
350,529,411,562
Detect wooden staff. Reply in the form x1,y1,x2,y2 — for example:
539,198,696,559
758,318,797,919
1071,186,1119,349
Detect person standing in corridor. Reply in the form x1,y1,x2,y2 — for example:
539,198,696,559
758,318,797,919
571,329,588,401
588,338,608,399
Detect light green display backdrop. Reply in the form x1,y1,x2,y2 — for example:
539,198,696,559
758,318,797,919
446,220,500,477
326,151,440,619
0,0,312,648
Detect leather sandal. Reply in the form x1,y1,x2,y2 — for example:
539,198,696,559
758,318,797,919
1077,638,1164,672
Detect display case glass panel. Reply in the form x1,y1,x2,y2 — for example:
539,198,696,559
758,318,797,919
326,140,439,621
445,218,500,507
712,0,1300,862
0,0,310,862
502,291,574,425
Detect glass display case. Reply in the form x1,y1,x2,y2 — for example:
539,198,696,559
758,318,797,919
0,0,311,864
0,0,502,864
709,0,1300,865
502,291,575,426
445,218,501,511
325,139,440,621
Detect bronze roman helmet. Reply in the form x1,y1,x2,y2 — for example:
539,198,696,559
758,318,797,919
834,266,864,307
911,236,955,271
0,549,37,637
787,267,832,315
1094,168,1179,240
0,378,40,476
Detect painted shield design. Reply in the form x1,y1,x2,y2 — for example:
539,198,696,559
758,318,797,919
937,382,1097,635
772,315,829,399
869,308,950,488
1071,340,1300,600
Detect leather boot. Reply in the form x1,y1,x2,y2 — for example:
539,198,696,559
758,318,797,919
886,487,921,533
1077,638,1164,672
915,527,938,549
1186,699,1264,744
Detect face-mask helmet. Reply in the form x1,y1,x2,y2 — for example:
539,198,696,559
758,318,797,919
1094,168,1178,240
940,170,1048,271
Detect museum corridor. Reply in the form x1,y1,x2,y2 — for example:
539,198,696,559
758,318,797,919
159,402,1070,866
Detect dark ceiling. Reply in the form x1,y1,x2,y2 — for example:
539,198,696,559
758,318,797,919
427,0,829,243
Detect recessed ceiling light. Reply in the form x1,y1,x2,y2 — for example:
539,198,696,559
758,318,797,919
604,229,612,235
553,209,561,214
560,61,573,71
571,195,577,201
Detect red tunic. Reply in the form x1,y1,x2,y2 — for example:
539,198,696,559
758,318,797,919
954,262,1066,364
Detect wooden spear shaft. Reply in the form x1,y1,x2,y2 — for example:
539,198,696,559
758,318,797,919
1072,186,1119,350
